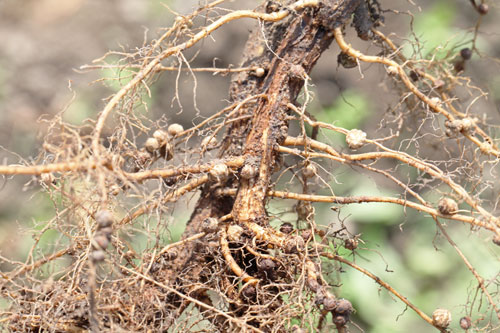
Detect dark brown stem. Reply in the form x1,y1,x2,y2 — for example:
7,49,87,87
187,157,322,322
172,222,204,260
157,0,364,329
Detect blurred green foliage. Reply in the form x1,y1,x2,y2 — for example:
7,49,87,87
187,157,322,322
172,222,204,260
314,45,500,331
403,0,488,61
315,89,370,146
408,0,457,56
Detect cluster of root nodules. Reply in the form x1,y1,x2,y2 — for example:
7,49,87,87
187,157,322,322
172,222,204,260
2,0,500,332
2,116,355,332
1,44,352,333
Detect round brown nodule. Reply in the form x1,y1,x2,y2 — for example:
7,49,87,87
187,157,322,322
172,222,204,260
432,308,452,329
